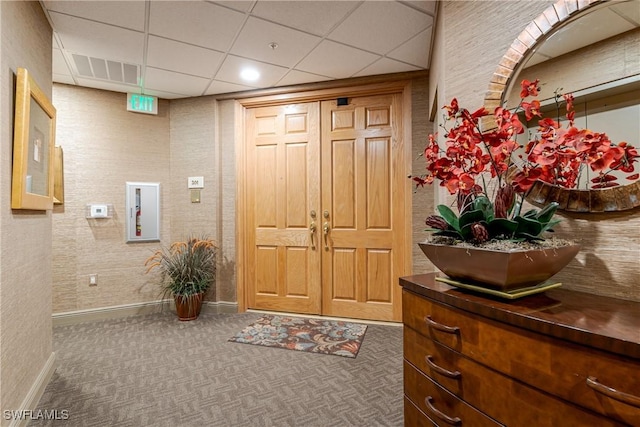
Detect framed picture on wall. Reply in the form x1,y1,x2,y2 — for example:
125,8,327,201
53,145,64,205
11,67,57,210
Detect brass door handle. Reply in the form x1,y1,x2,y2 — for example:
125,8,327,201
309,222,317,250
323,222,330,250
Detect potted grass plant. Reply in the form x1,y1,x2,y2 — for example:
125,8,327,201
145,236,217,320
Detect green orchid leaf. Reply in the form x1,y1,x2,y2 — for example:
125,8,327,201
459,209,486,229
541,219,561,233
522,209,538,218
473,196,494,222
537,202,559,223
487,218,518,238
514,215,544,237
437,204,460,231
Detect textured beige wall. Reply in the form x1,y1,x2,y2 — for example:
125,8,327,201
432,0,639,301
168,96,222,301
52,91,237,308
217,100,238,302
0,0,53,417
411,77,435,274
52,85,171,312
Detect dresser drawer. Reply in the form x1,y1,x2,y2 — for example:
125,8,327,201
405,397,438,427
404,360,503,427
403,290,640,425
404,325,625,427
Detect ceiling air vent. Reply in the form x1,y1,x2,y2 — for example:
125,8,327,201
72,54,138,85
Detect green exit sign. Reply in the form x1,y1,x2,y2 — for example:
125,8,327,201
127,93,158,115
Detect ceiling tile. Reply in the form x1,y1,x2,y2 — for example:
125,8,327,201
53,49,72,77
387,27,432,68
50,12,144,65
213,1,255,13
250,1,359,36
230,17,321,68
148,1,246,52
137,87,186,100
403,1,438,16
144,67,211,96
147,36,225,78
296,40,379,79
215,55,289,87
354,57,420,77
205,80,255,96
43,0,146,31
277,70,333,87
328,2,432,54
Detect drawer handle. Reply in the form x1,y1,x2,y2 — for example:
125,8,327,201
586,376,640,408
425,355,462,379
425,315,460,334
424,396,462,426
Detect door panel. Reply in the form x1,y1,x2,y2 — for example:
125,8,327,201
245,92,407,322
321,94,405,321
246,103,321,314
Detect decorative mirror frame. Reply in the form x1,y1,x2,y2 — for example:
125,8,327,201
484,0,640,212
11,67,57,210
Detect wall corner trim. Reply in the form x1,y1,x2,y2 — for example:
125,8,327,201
8,352,57,427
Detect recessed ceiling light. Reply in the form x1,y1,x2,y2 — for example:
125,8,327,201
240,68,260,82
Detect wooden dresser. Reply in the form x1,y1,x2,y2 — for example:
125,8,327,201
400,273,640,426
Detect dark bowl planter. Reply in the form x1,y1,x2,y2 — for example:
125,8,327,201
418,242,580,291
174,293,204,321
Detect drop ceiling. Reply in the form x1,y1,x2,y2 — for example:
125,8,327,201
42,0,437,100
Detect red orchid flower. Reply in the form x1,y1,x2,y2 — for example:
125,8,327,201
445,173,475,195
415,79,639,207
520,79,540,98
521,100,542,121
442,98,459,118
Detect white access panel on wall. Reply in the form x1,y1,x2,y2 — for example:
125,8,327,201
125,182,160,242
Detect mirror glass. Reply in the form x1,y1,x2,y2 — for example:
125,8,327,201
504,0,640,192
505,0,640,108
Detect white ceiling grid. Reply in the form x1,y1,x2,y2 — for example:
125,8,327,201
42,0,437,99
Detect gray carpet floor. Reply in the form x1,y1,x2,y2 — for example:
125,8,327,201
30,311,404,427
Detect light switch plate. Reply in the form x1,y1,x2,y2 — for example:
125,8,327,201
188,176,204,189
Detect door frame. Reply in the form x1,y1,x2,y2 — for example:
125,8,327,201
235,81,413,314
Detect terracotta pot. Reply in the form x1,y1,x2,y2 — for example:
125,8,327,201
174,292,204,321
418,242,580,291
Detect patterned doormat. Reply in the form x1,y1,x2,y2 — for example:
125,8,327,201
228,314,367,358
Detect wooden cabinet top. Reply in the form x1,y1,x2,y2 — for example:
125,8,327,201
400,273,640,360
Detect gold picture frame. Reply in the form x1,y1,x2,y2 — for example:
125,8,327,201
11,68,57,210
53,146,64,205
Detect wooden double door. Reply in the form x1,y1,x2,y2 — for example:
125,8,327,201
244,92,408,322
